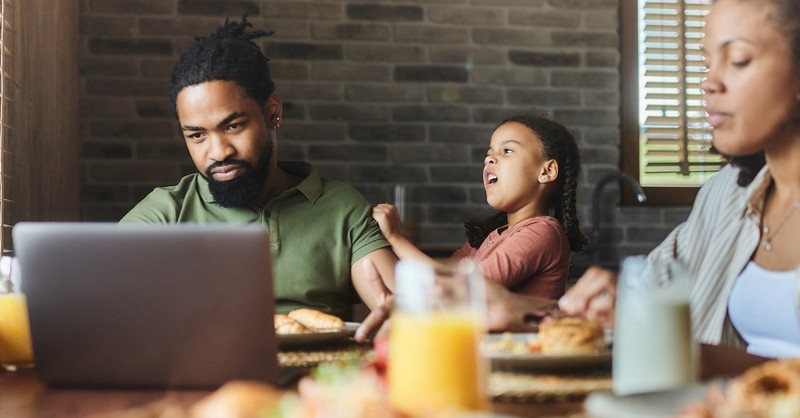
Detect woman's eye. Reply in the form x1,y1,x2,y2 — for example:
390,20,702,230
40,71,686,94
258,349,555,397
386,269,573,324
731,59,751,68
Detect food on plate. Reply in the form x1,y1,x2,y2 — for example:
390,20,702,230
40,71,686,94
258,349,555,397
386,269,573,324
288,308,345,330
274,314,310,335
188,362,395,418
718,359,800,418
482,332,538,354
189,380,284,418
672,359,800,418
536,316,605,354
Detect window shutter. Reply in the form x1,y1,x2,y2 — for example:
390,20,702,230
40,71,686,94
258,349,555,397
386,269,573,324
639,0,722,186
0,0,15,253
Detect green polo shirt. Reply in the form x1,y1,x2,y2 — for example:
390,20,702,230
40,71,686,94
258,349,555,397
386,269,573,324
120,161,389,318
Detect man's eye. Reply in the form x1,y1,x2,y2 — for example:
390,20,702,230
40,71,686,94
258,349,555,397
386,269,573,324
503,148,513,154
227,122,245,131
187,133,204,140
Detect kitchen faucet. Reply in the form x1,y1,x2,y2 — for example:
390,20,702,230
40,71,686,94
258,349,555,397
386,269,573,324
590,172,647,263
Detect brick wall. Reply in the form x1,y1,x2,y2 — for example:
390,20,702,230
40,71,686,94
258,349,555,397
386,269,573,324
79,0,691,266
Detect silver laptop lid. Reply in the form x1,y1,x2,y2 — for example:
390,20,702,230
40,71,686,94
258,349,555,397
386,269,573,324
13,222,278,389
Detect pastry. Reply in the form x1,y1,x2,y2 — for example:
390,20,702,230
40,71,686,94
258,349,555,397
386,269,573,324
190,380,283,418
537,316,605,354
288,308,345,330
721,359,800,418
274,314,310,335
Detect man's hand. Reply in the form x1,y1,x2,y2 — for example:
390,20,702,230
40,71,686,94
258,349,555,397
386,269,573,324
558,266,618,327
355,296,392,343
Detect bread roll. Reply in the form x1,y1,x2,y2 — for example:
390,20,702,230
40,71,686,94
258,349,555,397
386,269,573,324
537,316,605,355
274,314,310,335
190,380,283,418
288,308,345,330
721,359,800,418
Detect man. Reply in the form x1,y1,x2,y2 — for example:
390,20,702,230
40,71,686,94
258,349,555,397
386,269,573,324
121,17,396,319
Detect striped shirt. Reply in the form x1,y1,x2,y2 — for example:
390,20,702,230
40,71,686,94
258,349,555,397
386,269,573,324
645,164,799,348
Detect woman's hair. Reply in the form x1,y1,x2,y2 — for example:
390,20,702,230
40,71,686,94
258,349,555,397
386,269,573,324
719,0,800,186
464,114,589,253
168,15,275,118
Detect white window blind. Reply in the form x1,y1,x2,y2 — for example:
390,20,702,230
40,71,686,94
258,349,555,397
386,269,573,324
0,0,14,253
638,0,722,186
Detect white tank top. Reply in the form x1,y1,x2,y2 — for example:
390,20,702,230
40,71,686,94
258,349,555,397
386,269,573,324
728,261,800,358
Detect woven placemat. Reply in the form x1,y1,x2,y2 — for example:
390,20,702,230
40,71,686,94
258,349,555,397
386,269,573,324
278,340,374,368
489,371,612,402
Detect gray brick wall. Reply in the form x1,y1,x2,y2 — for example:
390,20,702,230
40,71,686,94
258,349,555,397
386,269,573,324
79,0,691,266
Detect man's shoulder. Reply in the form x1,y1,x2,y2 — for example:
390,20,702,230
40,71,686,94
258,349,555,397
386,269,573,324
120,174,205,223
147,174,205,200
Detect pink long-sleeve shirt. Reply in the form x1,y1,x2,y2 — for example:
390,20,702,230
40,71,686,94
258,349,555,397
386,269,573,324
450,216,570,299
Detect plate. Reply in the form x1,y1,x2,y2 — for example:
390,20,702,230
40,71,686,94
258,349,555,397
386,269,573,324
584,384,709,418
481,332,612,370
278,322,360,349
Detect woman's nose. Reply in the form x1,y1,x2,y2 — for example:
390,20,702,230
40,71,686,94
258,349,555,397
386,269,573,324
484,153,496,165
700,72,723,95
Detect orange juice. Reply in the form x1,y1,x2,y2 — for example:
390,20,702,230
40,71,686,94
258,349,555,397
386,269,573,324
0,293,34,366
388,310,486,416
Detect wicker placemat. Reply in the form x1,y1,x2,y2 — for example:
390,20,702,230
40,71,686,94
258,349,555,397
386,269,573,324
278,339,374,368
489,371,612,402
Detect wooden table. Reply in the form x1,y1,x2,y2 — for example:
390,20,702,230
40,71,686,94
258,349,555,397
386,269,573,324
0,344,765,418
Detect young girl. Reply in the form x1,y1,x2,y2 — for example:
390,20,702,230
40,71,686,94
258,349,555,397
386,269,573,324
373,113,588,300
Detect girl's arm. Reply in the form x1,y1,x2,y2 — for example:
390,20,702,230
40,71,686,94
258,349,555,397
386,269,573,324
372,204,442,266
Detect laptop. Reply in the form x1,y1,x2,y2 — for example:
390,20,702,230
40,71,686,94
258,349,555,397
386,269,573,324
12,222,279,389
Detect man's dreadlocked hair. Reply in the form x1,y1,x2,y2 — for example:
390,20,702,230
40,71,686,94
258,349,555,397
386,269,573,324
168,15,275,118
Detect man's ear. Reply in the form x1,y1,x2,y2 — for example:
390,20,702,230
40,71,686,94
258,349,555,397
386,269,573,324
263,92,283,128
538,159,559,184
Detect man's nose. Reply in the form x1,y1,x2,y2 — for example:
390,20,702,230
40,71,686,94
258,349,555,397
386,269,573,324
208,135,235,162
484,153,496,165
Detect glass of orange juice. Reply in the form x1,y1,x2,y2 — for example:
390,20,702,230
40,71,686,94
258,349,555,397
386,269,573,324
0,256,34,371
388,259,488,416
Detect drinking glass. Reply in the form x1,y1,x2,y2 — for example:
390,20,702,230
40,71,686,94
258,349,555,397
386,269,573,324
613,256,696,395
0,256,33,371
388,259,488,416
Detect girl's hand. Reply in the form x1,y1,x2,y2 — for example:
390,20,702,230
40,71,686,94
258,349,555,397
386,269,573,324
372,204,402,241
558,266,618,328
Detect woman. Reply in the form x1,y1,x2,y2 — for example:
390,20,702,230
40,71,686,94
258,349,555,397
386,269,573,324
373,114,587,299
560,0,800,358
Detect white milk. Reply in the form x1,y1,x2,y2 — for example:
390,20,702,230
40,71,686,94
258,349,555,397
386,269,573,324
612,256,697,395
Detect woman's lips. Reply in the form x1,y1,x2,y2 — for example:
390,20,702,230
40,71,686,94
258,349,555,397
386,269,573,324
706,111,731,128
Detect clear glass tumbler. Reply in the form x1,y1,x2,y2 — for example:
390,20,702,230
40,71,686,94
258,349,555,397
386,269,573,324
0,256,34,371
388,259,488,416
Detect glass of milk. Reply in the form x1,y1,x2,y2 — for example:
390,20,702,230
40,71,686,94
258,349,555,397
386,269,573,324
612,256,697,395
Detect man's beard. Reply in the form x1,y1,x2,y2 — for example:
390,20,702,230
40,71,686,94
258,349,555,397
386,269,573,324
204,144,272,208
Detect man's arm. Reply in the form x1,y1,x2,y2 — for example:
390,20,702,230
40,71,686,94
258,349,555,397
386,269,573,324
351,248,397,310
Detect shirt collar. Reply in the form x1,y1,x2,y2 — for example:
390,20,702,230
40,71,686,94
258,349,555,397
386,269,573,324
197,161,322,205
279,161,323,203
745,165,773,218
